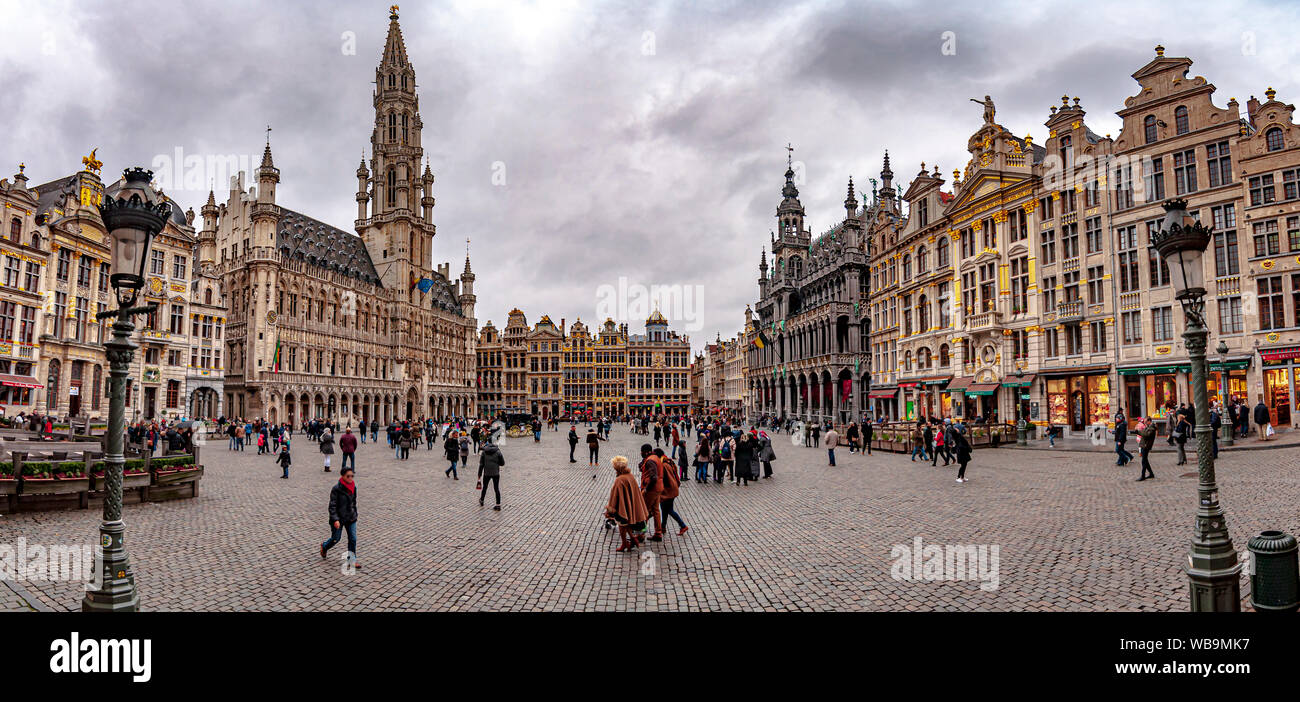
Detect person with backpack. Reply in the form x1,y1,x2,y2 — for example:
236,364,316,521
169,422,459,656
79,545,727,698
638,444,664,540
458,432,471,475
717,433,734,482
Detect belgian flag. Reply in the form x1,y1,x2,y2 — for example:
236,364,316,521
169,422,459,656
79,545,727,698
752,330,770,350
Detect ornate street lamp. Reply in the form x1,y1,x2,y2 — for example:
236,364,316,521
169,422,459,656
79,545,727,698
1217,339,1234,447
1150,198,1242,612
83,168,170,613
1015,367,1028,446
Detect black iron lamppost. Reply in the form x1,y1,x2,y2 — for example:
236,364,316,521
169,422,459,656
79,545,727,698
1217,340,1234,447
1150,198,1242,611
1015,367,1028,446
82,168,169,612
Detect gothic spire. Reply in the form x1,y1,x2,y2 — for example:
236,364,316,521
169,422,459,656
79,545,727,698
381,5,410,69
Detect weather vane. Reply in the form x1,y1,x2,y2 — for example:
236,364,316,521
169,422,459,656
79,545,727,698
786,142,794,167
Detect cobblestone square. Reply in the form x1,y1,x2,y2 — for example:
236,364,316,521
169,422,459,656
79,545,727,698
4,427,1297,612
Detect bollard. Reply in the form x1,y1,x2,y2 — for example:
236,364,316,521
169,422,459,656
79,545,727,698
1247,530,1300,613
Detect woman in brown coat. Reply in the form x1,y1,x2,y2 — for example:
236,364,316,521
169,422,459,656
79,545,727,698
606,456,649,552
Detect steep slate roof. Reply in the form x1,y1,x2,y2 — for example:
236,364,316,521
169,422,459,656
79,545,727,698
424,270,462,315
276,208,380,285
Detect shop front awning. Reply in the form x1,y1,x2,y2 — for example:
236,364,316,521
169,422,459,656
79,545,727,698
965,383,1001,396
1260,346,1300,363
1038,364,1112,378
1001,373,1037,388
0,374,42,389
945,377,973,393
867,386,898,399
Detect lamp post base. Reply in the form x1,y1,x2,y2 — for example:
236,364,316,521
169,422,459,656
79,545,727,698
1187,562,1243,612
82,520,139,612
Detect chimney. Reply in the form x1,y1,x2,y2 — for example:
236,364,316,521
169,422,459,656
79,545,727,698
1247,95,1260,128
561,318,565,338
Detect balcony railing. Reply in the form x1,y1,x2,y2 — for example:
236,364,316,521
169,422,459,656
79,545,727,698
1056,299,1084,321
1214,275,1240,296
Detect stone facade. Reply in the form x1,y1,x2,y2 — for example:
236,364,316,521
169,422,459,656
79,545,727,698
478,311,685,418
215,9,476,425
747,153,871,424
0,155,227,423
865,46,1300,434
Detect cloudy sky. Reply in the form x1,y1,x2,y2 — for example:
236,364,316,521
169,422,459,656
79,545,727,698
3,0,1298,352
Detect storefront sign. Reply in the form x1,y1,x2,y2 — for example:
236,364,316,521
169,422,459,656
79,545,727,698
1260,346,1300,363
1030,402,1040,419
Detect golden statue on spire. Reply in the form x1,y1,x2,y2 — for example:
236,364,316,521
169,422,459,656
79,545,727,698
390,5,399,19
81,148,102,174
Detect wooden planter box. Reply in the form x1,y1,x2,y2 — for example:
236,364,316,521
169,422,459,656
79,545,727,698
0,479,16,495
90,472,151,491
153,466,203,486
22,477,90,495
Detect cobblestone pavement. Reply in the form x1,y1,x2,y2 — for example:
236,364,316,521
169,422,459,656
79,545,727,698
2,425,1297,611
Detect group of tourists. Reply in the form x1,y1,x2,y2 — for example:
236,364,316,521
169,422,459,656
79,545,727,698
603,444,689,552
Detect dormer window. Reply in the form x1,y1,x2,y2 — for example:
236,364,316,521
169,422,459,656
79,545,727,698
1059,135,1072,167
1266,127,1285,152
917,198,929,227
1174,106,1189,135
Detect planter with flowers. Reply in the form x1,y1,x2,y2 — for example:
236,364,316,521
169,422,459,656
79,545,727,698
0,462,15,495
21,461,90,495
90,459,151,492
151,454,203,487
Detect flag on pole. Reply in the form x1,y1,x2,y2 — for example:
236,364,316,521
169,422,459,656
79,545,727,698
751,330,770,350
273,337,282,372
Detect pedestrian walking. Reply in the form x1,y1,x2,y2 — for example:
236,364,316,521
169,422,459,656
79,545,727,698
825,426,840,467
1114,412,1133,466
339,427,357,474
320,466,359,568
477,439,504,510
605,456,649,553
654,449,688,536
952,425,972,483
638,444,664,540
319,427,335,472
758,432,775,478
276,444,291,479
1135,416,1157,481
444,432,460,479
586,426,600,466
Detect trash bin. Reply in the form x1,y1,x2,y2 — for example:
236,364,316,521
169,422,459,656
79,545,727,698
1247,530,1300,613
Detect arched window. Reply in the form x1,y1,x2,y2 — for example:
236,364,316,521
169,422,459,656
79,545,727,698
1144,115,1158,144
936,236,949,268
916,246,928,275
903,350,913,372
401,113,409,145
8,217,20,242
30,232,41,249
919,348,932,370
939,344,950,367
917,294,929,332
387,72,395,88
204,288,212,305
1266,127,1285,152
902,254,912,280
1174,106,1189,135
1059,135,1072,166
388,113,397,142
386,168,397,206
